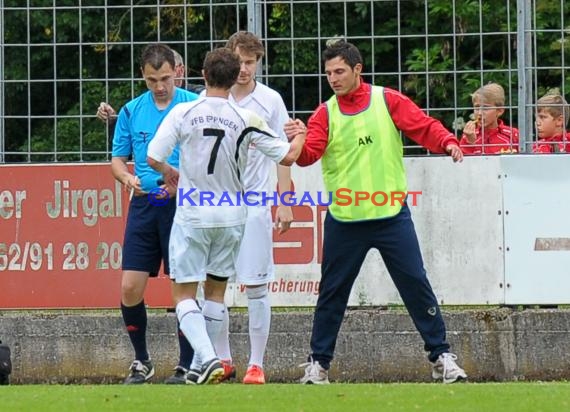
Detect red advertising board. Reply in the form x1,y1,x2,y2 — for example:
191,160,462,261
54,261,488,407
0,164,174,308
0,164,325,309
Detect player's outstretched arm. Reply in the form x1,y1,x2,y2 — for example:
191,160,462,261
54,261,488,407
280,120,306,166
280,133,305,166
283,118,306,142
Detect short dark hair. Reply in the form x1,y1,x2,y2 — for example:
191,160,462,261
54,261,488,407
139,43,176,71
203,47,240,90
322,39,363,69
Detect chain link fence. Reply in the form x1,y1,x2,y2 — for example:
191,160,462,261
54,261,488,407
0,0,568,162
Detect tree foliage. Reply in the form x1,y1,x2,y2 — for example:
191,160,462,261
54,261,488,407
2,0,569,161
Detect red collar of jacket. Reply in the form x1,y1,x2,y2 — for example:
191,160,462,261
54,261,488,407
334,81,372,114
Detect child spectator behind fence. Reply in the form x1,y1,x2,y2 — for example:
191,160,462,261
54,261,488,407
459,83,519,155
533,93,570,153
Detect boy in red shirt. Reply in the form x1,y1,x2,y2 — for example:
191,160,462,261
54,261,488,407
533,93,570,153
460,83,519,154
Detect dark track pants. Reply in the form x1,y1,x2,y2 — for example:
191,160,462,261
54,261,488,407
309,205,450,369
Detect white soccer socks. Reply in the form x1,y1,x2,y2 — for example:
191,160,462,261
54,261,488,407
246,284,271,367
176,299,217,367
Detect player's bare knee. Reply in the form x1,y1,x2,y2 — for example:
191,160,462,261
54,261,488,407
204,274,228,302
121,271,147,302
121,286,144,304
171,281,198,303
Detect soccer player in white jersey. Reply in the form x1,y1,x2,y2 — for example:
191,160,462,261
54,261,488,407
203,31,294,385
146,47,305,385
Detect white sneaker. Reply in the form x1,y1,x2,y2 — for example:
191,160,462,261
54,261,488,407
299,359,330,384
431,353,467,383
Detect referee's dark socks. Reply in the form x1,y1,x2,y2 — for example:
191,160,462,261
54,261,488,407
177,320,195,369
121,300,149,361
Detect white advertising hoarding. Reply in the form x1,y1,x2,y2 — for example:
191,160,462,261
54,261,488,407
502,155,570,304
229,156,508,306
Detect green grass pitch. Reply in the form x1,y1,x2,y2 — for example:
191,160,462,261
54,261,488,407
2,382,569,412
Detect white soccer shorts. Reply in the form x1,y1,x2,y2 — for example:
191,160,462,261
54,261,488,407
169,221,244,283
234,205,275,285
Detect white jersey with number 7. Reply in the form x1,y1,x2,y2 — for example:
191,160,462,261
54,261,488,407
148,96,290,228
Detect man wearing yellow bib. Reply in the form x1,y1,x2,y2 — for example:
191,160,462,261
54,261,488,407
285,39,467,384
